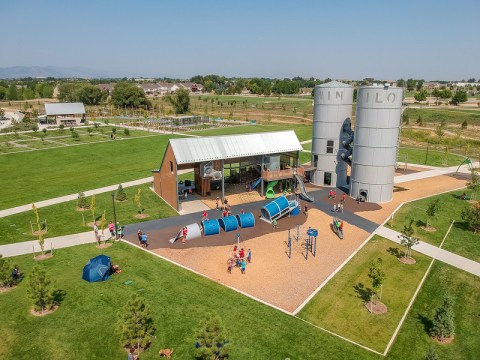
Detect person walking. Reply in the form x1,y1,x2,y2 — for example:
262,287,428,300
140,232,148,248
247,249,252,263
272,219,278,229
93,222,100,243
342,193,346,204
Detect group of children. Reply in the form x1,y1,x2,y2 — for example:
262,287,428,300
329,191,347,213
227,245,252,274
137,230,149,248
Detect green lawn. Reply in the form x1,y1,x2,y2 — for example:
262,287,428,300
298,236,431,352
403,108,480,126
386,190,480,262
0,184,178,245
398,147,466,167
0,242,377,360
387,261,480,359
0,134,181,210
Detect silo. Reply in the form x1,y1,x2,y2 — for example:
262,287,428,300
350,85,404,203
311,81,354,187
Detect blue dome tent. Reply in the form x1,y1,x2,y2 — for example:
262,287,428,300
82,255,111,282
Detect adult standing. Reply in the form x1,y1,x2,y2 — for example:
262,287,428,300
93,222,99,243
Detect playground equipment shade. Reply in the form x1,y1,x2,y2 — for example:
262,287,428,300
218,215,239,232
203,219,221,236
169,223,202,243
236,212,255,228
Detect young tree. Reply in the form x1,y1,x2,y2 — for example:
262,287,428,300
414,89,428,102
416,115,423,126
77,192,89,209
28,265,55,313
426,345,439,360
451,90,468,105
90,195,96,223
399,219,420,260
426,199,440,228
467,169,479,199
87,127,93,136
117,294,155,352
461,201,480,233
430,294,455,341
194,313,230,360
32,204,45,254
124,128,130,136
166,89,190,114
461,120,468,129
115,184,128,201
368,257,386,302
402,113,409,124
0,255,15,287
134,188,143,214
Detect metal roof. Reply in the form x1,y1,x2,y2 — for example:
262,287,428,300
170,130,302,164
316,81,353,88
44,102,85,116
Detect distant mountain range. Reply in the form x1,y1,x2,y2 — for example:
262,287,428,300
0,66,121,79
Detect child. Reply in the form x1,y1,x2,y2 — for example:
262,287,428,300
333,190,337,199
342,193,346,204
202,210,208,221
108,221,115,238
328,189,333,198
240,209,245,215
247,249,252,263
241,259,246,274
339,203,344,213
304,204,308,215
137,229,142,245
272,219,278,229
233,245,238,257
182,226,188,243
239,248,245,259
333,204,337,212
215,197,219,210
141,233,148,248
227,258,233,274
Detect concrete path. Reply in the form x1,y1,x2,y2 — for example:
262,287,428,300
394,162,478,184
0,230,99,258
375,225,480,277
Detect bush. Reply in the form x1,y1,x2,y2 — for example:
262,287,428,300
71,131,80,141
0,255,15,287
430,294,455,341
111,127,117,134
77,192,89,209
115,184,128,201
124,128,130,136
461,120,468,129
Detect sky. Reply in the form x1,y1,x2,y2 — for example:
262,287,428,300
1,0,479,80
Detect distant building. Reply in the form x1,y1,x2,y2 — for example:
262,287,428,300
423,82,441,90
97,83,116,95
136,82,204,96
43,102,86,126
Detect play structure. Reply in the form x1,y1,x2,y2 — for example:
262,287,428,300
260,195,299,223
236,212,255,228
169,223,203,243
332,217,344,239
250,177,262,190
219,215,239,232
82,255,111,282
287,227,318,259
294,174,314,202
169,212,256,243
265,180,278,199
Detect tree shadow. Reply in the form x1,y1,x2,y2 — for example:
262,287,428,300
415,219,426,227
53,289,67,306
416,313,433,335
387,247,401,258
353,283,371,302
454,221,470,231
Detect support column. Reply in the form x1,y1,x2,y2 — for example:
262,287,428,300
221,159,225,202
260,155,264,197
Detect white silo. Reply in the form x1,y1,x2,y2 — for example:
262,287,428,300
311,81,354,187
350,85,404,203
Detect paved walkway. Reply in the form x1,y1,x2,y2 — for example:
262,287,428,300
375,226,480,277
0,230,98,258
394,162,478,184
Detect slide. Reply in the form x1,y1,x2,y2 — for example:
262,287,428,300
294,174,314,202
265,180,278,199
341,123,354,166
251,177,262,190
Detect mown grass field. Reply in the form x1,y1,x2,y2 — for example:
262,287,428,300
386,190,480,262
298,236,431,352
0,242,378,360
0,184,177,245
398,147,466,167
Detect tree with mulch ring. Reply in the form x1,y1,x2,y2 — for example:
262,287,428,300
115,184,128,202
28,265,58,316
96,210,112,249
398,219,419,264
134,188,149,219
76,192,90,211
117,294,155,355
0,255,19,293
32,204,50,259
423,199,440,232
365,257,387,314
430,294,455,344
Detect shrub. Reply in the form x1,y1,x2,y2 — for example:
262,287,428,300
430,294,455,341
124,128,130,136
115,184,128,201
71,131,80,141
461,120,468,129
0,255,15,287
77,192,89,209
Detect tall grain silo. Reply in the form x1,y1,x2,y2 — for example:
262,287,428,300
311,81,354,187
350,85,404,203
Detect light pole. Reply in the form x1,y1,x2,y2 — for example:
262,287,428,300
111,194,118,240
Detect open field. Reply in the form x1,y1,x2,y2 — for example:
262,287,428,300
386,189,480,262
0,242,378,360
0,184,178,245
298,236,431,352
398,147,467,167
